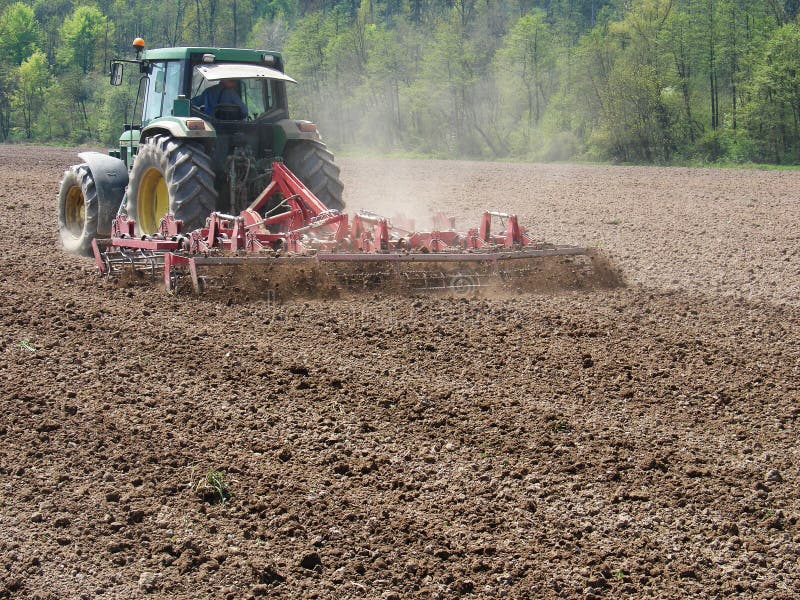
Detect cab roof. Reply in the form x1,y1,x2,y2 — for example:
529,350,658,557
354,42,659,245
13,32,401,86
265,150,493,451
142,47,283,64
195,63,297,83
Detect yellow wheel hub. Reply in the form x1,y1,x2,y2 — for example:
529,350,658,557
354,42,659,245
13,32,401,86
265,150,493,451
137,167,169,234
64,185,85,238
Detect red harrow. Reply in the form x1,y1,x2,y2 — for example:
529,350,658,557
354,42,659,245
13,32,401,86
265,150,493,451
92,162,614,298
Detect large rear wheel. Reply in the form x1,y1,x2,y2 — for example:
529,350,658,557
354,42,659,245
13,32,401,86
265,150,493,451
125,134,217,235
57,164,99,256
283,140,345,211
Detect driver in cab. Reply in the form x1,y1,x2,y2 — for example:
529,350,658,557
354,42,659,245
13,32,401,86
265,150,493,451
192,79,248,119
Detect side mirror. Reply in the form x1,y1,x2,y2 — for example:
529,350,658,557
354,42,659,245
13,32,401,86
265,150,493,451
110,62,123,86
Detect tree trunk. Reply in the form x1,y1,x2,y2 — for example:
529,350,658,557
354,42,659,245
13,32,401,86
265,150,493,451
730,3,738,131
711,68,718,130
194,0,203,42
208,0,218,45
708,0,718,130
232,0,238,47
393,78,401,138
81,99,92,140
526,84,534,128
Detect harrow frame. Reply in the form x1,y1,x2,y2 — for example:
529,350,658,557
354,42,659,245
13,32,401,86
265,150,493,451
92,161,597,296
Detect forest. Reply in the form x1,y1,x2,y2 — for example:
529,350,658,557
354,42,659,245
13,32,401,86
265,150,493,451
0,0,799,164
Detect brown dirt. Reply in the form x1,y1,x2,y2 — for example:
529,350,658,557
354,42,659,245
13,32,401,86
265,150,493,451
0,145,798,599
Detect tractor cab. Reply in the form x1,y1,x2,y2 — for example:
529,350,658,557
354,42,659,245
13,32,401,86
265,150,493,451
189,61,296,122
110,47,297,147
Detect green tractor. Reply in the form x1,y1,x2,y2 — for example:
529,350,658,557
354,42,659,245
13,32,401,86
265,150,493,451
58,39,344,255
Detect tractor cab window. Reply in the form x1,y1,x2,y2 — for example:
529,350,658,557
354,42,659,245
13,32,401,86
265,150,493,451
142,62,165,122
142,61,182,122
163,62,182,116
191,66,278,120
241,78,275,115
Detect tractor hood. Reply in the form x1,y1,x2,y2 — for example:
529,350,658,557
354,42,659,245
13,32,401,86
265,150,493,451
195,63,297,84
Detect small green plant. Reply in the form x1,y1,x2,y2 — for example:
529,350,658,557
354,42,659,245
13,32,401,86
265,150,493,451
551,420,573,434
18,339,36,353
613,569,624,581
196,469,232,504
603,217,623,225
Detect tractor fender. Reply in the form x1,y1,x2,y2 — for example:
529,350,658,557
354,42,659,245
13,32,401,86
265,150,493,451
141,117,216,143
77,152,128,236
272,119,323,157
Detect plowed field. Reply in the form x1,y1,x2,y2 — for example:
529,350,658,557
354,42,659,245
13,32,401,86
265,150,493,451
1,145,798,599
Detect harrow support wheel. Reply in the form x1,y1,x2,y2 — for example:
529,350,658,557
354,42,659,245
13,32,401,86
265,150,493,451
283,140,345,212
58,164,99,256
126,134,217,235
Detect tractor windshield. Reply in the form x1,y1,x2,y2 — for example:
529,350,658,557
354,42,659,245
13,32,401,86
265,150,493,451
191,65,287,120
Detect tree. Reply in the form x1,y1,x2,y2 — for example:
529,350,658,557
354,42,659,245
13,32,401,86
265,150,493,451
0,2,41,65
570,1,680,161
284,11,336,122
412,7,503,156
661,4,700,140
99,82,138,145
497,12,555,128
742,23,800,161
0,61,14,140
363,21,412,147
11,50,52,138
58,6,112,74
765,0,799,24
33,0,72,63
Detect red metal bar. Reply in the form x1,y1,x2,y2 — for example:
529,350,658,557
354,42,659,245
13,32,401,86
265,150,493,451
504,215,521,247
92,238,108,273
164,252,173,290
231,217,246,252
112,215,136,238
334,214,349,241
110,238,179,251
247,179,278,213
160,215,182,236
188,258,201,293
375,219,389,252
479,212,492,243
206,213,222,249
164,253,193,291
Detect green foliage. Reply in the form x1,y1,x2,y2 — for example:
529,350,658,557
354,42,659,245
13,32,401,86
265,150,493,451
742,23,800,162
283,11,333,117
0,0,796,165
0,2,41,65
11,49,51,138
98,83,138,145
0,61,14,140
58,5,112,74
18,338,36,353
496,11,555,155
591,61,680,162
196,469,232,504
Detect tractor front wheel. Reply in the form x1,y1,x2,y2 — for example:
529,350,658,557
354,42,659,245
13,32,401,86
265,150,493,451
58,164,99,256
283,140,345,212
125,134,217,235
